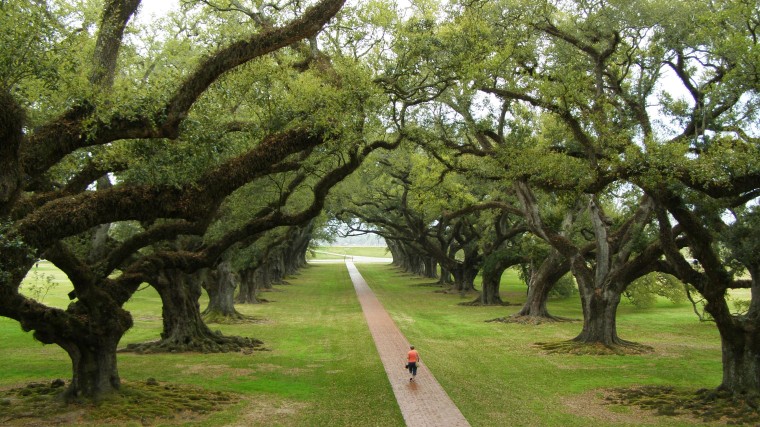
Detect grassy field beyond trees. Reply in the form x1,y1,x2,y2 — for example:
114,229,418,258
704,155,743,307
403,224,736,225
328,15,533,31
1,253,725,426
307,246,392,260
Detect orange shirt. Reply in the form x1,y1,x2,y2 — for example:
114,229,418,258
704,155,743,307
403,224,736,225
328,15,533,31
407,349,419,363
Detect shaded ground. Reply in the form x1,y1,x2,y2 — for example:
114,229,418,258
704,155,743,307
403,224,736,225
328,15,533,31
0,379,237,426
607,386,760,425
5,380,759,426
486,315,577,324
534,340,655,355
563,386,760,426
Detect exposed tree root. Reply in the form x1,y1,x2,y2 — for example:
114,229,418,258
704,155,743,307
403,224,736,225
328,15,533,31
606,386,760,424
459,300,517,307
121,332,265,354
535,340,654,355
202,310,261,325
434,287,477,296
486,314,575,324
236,298,271,304
413,282,446,288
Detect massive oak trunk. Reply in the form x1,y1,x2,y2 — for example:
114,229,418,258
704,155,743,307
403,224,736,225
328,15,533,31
236,268,263,304
479,271,503,304
407,253,425,276
717,321,760,394
709,267,760,394
438,267,452,285
0,91,24,213
285,223,312,274
516,251,569,319
269,255,285,284
5,290,129,401
61,334,122,401
156,270,209,346
476,249,519,305
126,268,262,353
451,264,478,293
517,183,656,347
35,295,134,401
452,246,480,293
202,262,245,321
573,279,626,345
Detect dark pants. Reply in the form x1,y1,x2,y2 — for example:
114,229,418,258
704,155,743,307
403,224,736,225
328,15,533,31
408,362,417,376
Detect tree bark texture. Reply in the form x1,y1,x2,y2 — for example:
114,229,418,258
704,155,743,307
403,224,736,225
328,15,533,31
0,91,24,212
89,0,141,88
573,281,625,345
423,257,438,279
451,264,477,293
236,268,263,304
717,323,760,394
203,262,243,319
157,270,208,344
477,249,520,305
50,298,133,400
438,267,452,285
516,250,569,318
706,271,760,394
61,335,122,401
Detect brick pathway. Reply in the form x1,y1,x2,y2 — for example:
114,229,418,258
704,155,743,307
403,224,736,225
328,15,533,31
346,261,471,427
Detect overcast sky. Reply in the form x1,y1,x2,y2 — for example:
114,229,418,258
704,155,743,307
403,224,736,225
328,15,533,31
136,0,179,23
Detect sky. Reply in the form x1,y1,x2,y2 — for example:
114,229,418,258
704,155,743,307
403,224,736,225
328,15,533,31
136,0,179,23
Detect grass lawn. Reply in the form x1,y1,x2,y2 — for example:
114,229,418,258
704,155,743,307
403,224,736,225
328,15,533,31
354,263,724,427
1,250,729,426
3,259,401,426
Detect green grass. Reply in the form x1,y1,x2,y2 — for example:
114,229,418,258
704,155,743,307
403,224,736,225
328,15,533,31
356,263,723,427
1,253,728,426
3,260,402,426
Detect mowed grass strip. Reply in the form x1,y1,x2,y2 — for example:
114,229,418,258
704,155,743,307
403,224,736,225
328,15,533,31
2,261,403,426
355,263,724,427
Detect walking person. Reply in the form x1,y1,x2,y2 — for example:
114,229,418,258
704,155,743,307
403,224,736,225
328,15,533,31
407,345,420,381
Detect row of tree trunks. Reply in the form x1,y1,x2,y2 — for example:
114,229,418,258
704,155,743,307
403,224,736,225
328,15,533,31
423,256,439,279
127,225,316,354
124,269,262,353
388,240,431,276
235,223,314,304
450,263,478,294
